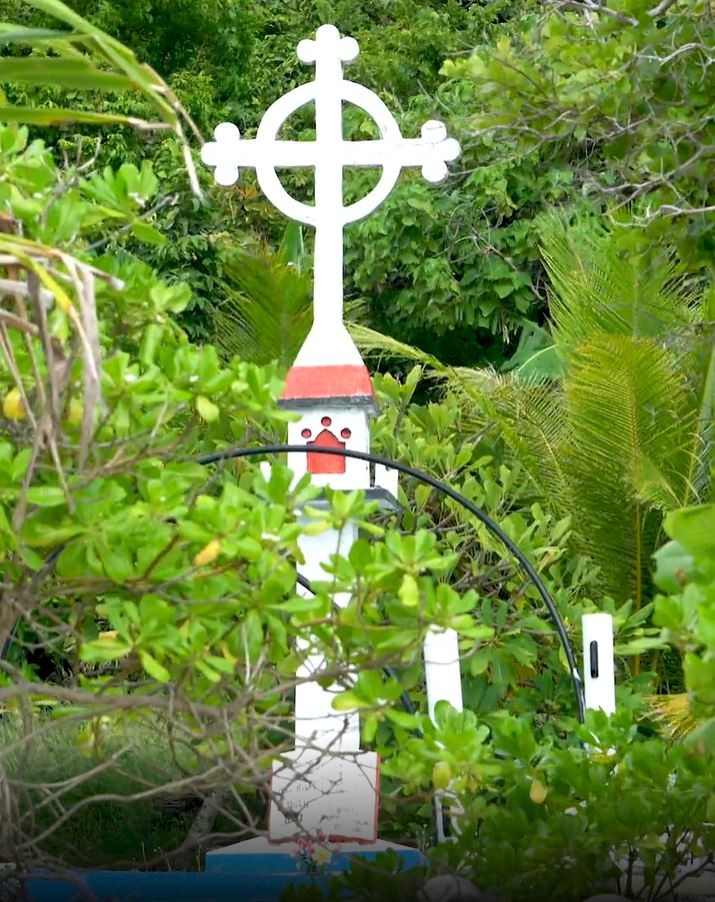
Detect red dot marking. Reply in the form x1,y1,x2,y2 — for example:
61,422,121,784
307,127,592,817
340,428,352,439
321,416,332,427
301,428,311,438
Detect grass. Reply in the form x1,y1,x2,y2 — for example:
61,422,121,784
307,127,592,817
0,711,250,870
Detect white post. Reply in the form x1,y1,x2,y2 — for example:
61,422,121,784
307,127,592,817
423,628,463,723
582,613,616,715
423,627,463,842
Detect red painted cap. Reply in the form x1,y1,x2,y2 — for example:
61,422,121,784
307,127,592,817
281,363,375,401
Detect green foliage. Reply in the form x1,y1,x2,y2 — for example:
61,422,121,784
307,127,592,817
442,0,715,276
322,709,714,901
0,0,200,180
653,503,715,746
6,0,714,368
366,367,658,740
3,0,580,364
345,142,582,360
212,223,313,366
355,224,715,621
442,710,714,902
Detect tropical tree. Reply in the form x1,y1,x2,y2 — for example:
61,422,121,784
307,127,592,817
353,222,715,630
442,0,715,274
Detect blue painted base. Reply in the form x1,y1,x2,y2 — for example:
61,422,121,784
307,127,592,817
19,839,425,901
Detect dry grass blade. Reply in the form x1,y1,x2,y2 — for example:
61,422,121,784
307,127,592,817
645,692,699,740
0,0,204,195
0,233,109,478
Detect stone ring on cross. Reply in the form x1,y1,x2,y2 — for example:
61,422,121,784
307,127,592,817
200,24,461,229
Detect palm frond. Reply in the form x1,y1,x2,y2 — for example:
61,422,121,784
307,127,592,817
348,322,446,373
212,231,312,366
562,334,695,604
645,693,699,740
350,321,574,509
675,323,715,507
347,224,712,617
540,220,699,348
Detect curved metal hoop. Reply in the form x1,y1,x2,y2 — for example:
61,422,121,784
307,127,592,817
1,443,586,723
197,444,586,723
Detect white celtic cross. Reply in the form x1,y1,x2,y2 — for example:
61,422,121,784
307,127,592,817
201,23,460,363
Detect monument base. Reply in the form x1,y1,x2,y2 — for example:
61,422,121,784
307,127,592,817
19,839,425,902
206,835,426,898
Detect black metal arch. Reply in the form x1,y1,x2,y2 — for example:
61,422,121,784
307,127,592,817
2,443,585,721
197,443,586,722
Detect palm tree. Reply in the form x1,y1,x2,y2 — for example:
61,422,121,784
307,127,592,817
351,221,715,691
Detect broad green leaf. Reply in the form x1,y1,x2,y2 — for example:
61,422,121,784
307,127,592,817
664,504,715,561
25,486,66,507
80,637,132,663
398,574,419,607
196,395,219,423
653,539,694,593
332,690,365,711
131,221,166,245
95,542,134,583
0,58,135,91
140,651,171,683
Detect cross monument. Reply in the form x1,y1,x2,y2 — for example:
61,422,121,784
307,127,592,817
201,23,463,867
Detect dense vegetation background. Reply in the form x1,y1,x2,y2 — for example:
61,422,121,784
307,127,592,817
0,0,713,898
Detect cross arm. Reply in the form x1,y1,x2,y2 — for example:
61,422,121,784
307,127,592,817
201,123,322,185
341,121,460,183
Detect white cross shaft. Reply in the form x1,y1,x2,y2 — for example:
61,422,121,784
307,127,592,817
200,23,460,336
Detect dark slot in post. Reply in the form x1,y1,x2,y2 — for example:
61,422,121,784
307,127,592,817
589,640,599,679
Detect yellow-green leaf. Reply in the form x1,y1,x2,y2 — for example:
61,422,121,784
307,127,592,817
140,651,171,683
398,574,419,607
196,395,219,423
529,777,548,804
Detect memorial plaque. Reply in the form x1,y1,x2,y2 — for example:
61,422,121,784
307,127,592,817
269,748,379,842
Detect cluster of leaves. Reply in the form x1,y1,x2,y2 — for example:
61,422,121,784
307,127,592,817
289,708,714,902
371,366,656,727
356,223,715,633
435,708,714,902
442,0,715,276
653,503,715,750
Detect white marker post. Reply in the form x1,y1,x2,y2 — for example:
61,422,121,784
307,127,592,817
201,23,461,861
423,628,463,724
423,628,464,842
582,613,616,715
